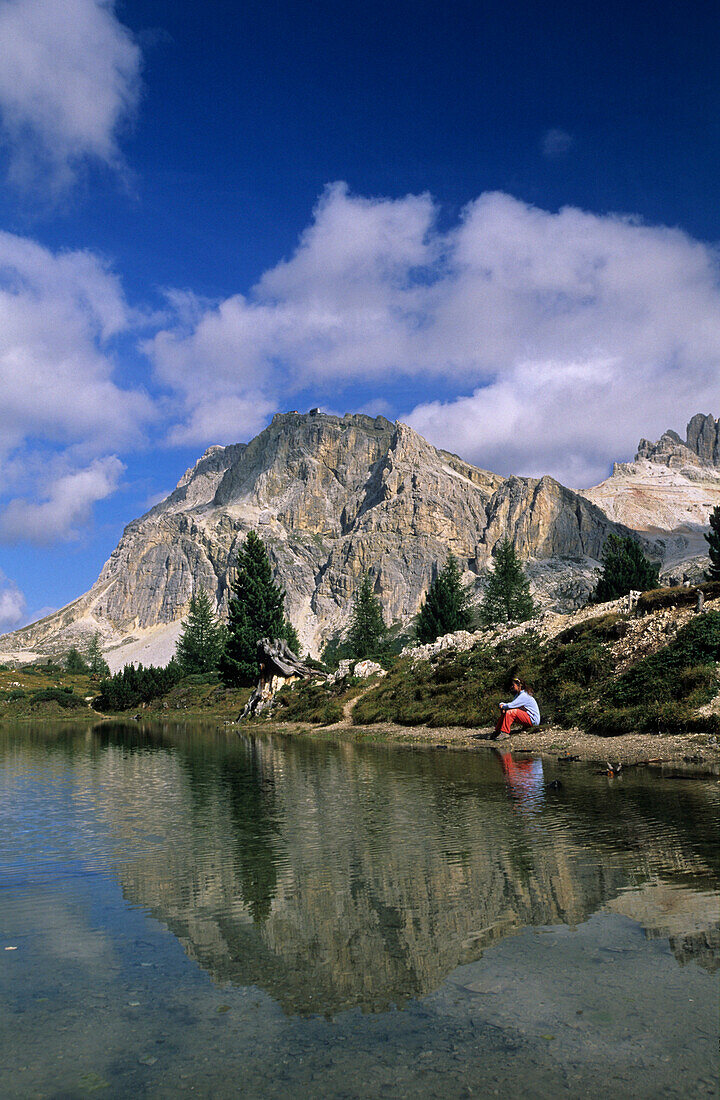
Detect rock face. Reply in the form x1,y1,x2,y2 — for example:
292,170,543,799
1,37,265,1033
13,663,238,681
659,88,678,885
1,410,713,666
584,414,720,557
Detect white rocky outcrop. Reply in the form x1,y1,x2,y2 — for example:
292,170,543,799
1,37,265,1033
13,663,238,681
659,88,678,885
584,413,720,542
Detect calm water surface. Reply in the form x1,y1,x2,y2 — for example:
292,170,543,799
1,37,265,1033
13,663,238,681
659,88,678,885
0,721,717,1098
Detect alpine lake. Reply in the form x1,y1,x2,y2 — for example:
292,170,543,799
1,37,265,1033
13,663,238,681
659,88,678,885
0,720,717,1099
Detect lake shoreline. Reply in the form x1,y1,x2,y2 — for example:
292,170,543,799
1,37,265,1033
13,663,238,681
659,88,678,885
244,716,720,773
2,706,718,774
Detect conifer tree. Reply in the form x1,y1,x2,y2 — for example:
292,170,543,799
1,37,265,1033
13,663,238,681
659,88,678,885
86,632,110,678
347,572,387,660
705,505,720,581
64,646,88,674
175,588,227,674
416,553,473,643
593,534,660,602
479,538,535,626
219,530,296,686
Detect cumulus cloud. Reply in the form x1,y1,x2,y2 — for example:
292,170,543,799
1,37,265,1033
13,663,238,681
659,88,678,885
146,183,437,444
541,128,573,158
0,0,141,190
0,455,124,542
0,230,155,542
148,185,720,485
0,230,153,463
0,570,27,631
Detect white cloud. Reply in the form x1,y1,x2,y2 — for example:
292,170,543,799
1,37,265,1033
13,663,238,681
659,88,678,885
0,231,155,542
0,0,141,190
148,185,720,486
541,128,573,158
0,570,27,630
145,183,437,445
0,455,124,542
0,230,153,464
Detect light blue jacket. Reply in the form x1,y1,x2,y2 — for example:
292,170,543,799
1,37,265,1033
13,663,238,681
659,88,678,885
502,690,540,725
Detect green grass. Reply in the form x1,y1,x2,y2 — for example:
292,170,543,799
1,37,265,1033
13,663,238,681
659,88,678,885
580,612,720,734
3,598,717,738
272,678,347,725
351,611,720,736
0,663,97,719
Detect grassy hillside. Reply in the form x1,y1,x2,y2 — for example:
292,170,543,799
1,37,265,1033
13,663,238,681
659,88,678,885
3,592,718,738
0,661,97,719
273,608,720,737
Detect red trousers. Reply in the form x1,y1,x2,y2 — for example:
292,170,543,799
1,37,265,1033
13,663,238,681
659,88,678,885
495,707,534,736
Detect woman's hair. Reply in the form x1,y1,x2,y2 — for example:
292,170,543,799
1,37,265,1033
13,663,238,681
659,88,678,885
512,675,531,694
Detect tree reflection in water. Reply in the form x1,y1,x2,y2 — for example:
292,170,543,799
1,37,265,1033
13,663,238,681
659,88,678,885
3,722,717,1017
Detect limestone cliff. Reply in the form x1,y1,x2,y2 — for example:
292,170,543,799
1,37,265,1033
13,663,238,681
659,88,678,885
584,414,720,572
0,410,705,666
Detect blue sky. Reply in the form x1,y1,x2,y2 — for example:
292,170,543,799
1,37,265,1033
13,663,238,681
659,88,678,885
0,0,719,628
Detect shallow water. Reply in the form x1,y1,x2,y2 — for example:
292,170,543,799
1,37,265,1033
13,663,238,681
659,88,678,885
0,721,717,1098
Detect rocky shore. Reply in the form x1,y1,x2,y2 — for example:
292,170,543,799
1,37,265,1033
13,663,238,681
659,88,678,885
258,716,720,774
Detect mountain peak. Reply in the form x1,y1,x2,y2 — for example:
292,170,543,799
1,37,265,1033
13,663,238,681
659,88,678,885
636,413,719,469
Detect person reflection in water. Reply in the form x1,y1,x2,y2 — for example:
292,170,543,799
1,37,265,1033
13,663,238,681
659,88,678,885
496,748,545,807
492,676,540,740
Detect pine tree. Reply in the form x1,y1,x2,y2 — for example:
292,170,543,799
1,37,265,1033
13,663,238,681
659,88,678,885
416,553,473,643
593,534,660,602
219,530,296,686
86,632,110,678
283,619,301,657
64,646,88,674
175,588,227,674
479,538,535,626
346,572,387,660
705,505,720,581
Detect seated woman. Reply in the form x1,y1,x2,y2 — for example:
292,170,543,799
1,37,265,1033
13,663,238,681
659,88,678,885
493,676,540,739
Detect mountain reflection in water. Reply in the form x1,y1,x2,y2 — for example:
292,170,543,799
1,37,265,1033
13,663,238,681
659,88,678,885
3,722,718,1018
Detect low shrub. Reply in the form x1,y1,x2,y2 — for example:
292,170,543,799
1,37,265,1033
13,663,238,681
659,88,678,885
582,701,720,737
556,612,627,644
274,680,343,724
94,661,184,712
635,580,720,614
606,612,720,707
8,688,26,701
29,687,85,709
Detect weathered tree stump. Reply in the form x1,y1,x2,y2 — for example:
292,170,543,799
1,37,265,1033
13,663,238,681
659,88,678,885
238,638,325,720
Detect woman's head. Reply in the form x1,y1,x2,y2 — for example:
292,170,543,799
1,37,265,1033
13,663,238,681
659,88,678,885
512,675,526,693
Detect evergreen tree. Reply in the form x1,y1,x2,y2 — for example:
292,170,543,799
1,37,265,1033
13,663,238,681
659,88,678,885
175,588,227,674
705,505,720,581
283,619,301,657
416,553,473,643
64,647,88,674
346,572,387,659
593,534,660,602
219,530,296,686
86,632,110,678
479,538,535,626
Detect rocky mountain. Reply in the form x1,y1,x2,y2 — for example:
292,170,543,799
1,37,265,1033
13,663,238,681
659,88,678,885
583,412,720,576
0,410,715,668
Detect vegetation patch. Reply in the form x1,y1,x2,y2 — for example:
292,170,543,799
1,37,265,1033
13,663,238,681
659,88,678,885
28,687,86,709
636,581,720,614
353,634,546,728
555,612,627,644
272,678,348,725
352,610,720,737
593,612,720,733
94,663,185,712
